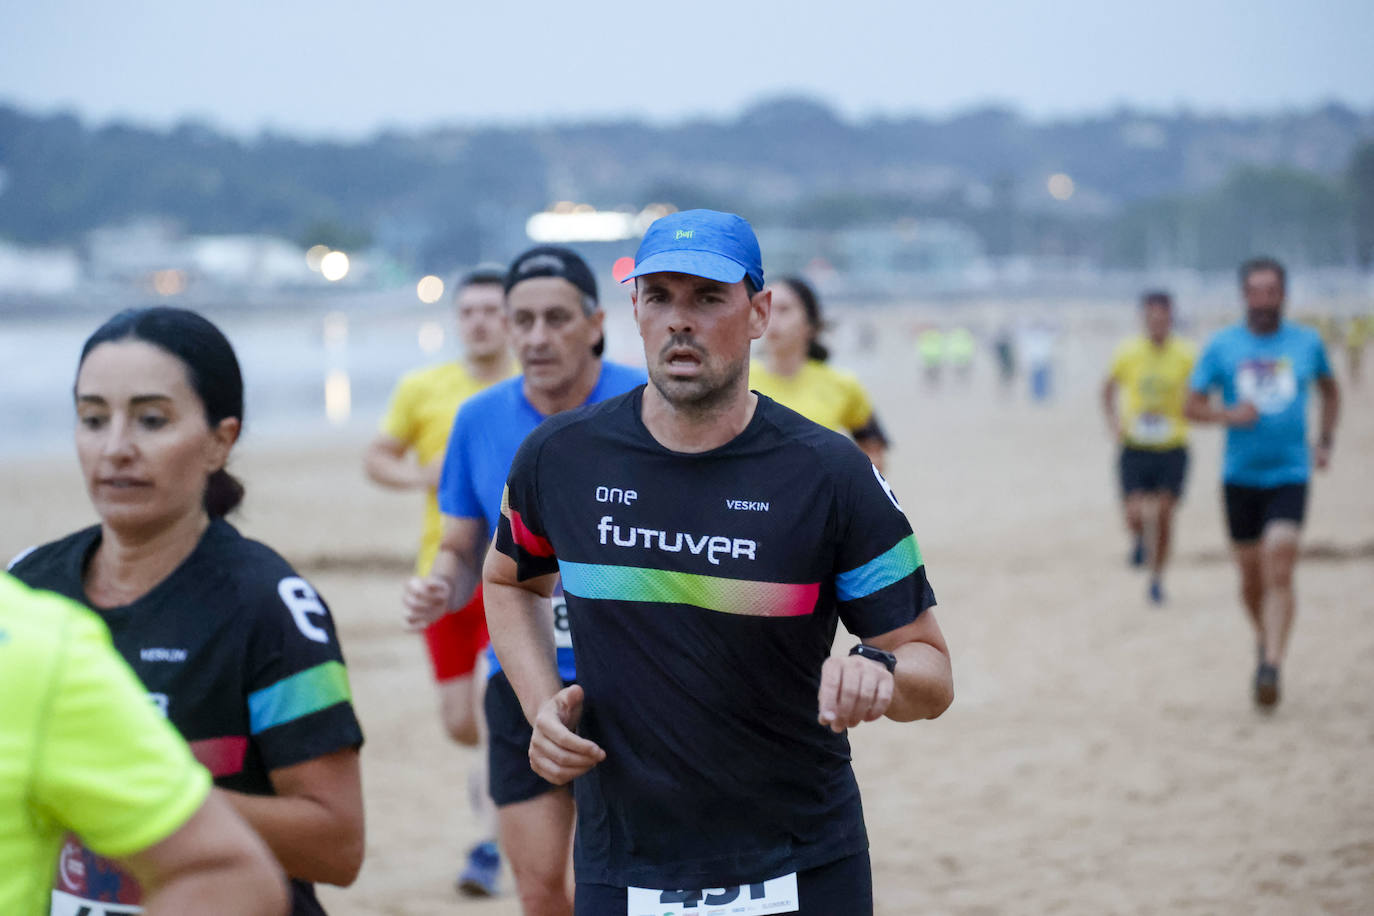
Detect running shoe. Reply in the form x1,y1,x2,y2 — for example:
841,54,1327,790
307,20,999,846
1147,578,1164,605
1129,537,1145,568
1254,663,1280,709
456,841,501,897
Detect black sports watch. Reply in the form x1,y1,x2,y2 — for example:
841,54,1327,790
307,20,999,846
849,644,898,673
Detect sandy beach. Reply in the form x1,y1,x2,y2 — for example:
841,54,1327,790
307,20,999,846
3,304,1371,915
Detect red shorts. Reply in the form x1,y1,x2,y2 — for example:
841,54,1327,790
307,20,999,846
422,584,489,682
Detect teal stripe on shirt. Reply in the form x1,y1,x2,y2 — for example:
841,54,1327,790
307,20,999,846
835,534,923,602
248,661,352,734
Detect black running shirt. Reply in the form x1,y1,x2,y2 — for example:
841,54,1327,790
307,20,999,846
493,388,936,889
9,519,363,916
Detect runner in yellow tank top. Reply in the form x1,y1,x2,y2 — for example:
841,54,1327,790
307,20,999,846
363,267,513,897
750,276,889,472
1101,290,1197,605
0,573,288,916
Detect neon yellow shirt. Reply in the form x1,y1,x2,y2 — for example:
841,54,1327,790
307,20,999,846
918,330,944,367
750,360,875,436
1108,334,1198,450
1347,316,1369,347
379,360,513,574
945,327,976,366
0,573,211,916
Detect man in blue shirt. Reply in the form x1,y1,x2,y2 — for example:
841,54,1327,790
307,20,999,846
1186,257,1340,709
403,245,644,916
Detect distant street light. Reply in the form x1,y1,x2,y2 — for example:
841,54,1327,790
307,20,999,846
1047,173,1076,201
320,250,350,282
306,244,330,272
417,274,444,303
418,321,444,353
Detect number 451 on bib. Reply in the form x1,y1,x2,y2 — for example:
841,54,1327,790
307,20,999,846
627,872,799,916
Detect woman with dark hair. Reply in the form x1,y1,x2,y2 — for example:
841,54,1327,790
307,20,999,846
750,276,890,471
7,307,364,915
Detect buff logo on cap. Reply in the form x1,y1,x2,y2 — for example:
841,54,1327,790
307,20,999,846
622,209,764,291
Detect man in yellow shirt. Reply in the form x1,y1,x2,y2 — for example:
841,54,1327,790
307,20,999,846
363,266,514,896
1345,313,1369,385
0,573,288,916
1102,291,1197,604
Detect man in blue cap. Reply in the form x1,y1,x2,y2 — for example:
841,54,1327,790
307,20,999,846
482,210,954,914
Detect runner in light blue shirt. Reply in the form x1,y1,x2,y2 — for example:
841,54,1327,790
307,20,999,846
1185,257,1340,710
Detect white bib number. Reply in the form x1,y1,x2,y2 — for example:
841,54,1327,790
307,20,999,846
552,594,572,649
1236,360,1296,415
627,872,799,916
1130,412,1172,445
52,890,141,916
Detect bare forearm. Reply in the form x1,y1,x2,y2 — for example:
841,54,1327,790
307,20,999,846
220,789,363,886
430,542,481,609
1101,380,1119,432
1318,382,1340,444
363,447,427,490
144,857,288,916
884,641,954,722
128,793,289,916
484,578,563,724
1184,392,1229,424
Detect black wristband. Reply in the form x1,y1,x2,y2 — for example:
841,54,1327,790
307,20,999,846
849,644,898,673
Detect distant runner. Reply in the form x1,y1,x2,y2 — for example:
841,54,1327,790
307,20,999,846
405,246,645,916
364,266,513,896
1185,257,1340,708
945,326,976,385
917,326,944,387
1102,290,1197,603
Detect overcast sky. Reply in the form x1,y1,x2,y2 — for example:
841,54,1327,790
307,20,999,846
3,1,1372,139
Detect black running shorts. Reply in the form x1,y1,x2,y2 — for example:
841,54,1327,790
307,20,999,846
485,670,571,807
575,851,873,916
1223,482,1308,543
1119,446,1188,498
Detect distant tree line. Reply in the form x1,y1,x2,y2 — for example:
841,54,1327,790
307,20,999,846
1,99,1371,272
1106,163,1362,270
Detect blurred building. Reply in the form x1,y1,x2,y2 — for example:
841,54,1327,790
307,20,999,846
0,241,80,295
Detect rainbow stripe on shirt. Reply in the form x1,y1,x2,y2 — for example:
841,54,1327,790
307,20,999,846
557,534,921,617
247,660,352,734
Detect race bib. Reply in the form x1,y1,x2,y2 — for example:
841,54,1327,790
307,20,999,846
627,872,799,916
52,836,143,915
1130,412,1172,445
1236,359,1296,415
552,593,572,649
52,889,141,916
